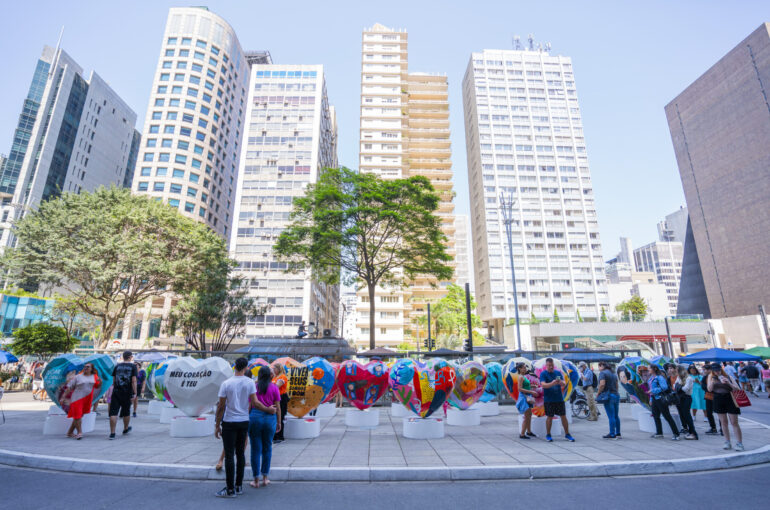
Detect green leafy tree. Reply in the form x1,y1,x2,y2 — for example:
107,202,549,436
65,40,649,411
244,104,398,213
414,284,482,344
9,323,78,360
1,187,228,349
395,341,412,352
600,307,608,322
576,309,583,323
553,309,560,323
41,296,101,347
529,311,539,324
274,167,453,349
616,295,649,322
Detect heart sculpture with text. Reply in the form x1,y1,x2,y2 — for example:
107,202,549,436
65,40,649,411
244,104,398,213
149,361,173,402
335,360,389,411
43,354,85,409
322,362,341,404
284,357,335,418
447,361,487,410
83,354,115,401
480,362,503,403
247,358,270,378
165,356,233,417
388,358,456,418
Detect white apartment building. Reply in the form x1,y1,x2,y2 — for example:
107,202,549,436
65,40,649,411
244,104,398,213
657,207,688,244
231,64,339,338
633,241,683,316
454,214,473,288
463,46,609,339
0,45,139,249
340,287,358,342
356,24,455,349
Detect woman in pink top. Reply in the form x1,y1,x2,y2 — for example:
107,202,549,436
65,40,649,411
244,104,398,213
248,366,281,488
762,365,770,397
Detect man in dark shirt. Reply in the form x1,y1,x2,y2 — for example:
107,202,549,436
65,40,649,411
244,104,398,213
109,351,137,439
539,358,575,442
745,362,760,395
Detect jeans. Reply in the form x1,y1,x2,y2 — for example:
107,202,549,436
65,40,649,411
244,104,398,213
651,398,679,436
676,394,697,437
221,421,249,492
602,393,620,436
249,409,277,478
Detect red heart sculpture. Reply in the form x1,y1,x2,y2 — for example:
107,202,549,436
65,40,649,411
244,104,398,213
335,360,389,411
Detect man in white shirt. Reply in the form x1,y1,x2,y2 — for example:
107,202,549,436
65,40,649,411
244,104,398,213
214,357,276,498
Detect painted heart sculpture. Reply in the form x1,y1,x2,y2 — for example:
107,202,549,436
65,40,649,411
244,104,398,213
503,360,544,416
149,361,173,402
617,356,652,410
448,361,487,410
165,356,233,417
532,358,579,402
285,357,335,418
480,362,503,403
335,360,389,410
43,354,84,409
388,358,456,418
83,354,115,401
649,355,672,371
247,357,270,378
322,362,341,404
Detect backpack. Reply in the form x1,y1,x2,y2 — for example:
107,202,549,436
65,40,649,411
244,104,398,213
590,370,598,389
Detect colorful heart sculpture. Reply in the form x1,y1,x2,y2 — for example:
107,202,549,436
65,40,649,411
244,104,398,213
649,355,672,371
448,361,487,410
285,357,335,418
247,357,270,378
43,354,84,409
335,360,389,410
165,356,233,417
149,361,173,402
83,354,115,401
480,362,503,403
322,362,341,404
532,358,579,402
502,360,545,415
388,358,456,418
617,356,652,410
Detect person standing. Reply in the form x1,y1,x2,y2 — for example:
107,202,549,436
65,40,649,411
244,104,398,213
688,364,707,422
215,358,275,498
515,362,537,439
64,363,100,439
761,364,770,397
700,365,719,435
109,351,137,440
578,362,598,421
271,364,289,443
32,362,46,401
708,363,743,451
648,364,680,440
745,362,760,396
723,362,737,381
596,361,620,439
539,358,575,442
674,365,698,440
132,362,145,417
249,366,281,488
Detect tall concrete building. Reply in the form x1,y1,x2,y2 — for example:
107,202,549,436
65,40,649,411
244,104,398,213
231,64,339,338
657,206,688,244
355,24,455,349
0,45,138,249
454,214,473,288
633,241,683,316
463,45,609,338
132,6,250,240
665,23,770,319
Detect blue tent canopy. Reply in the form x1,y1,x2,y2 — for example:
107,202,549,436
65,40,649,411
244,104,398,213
0,350,18,364
557,351,620,362
678,348,762,363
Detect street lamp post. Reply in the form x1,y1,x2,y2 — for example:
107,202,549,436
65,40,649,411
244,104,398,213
499,191,522,351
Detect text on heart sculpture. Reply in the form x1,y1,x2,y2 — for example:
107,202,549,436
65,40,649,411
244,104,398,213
480,362,503,403
335,360,389,410
164,356,233,417
322,362,341,404
43,354,85,409
447,361,487,410
284,357,335,418
388,358,456,418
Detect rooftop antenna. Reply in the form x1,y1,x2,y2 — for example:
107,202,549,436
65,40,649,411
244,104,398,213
528,34,534,51
49,26,64,79
513,35,521,50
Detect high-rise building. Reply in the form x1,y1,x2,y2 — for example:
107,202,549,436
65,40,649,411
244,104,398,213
231,64,339,338
657,206,688,243
0,45,138,249
454,214,473,288
340,287,357,342
122,130,142,189
356,23,455,348
132,6,250,240
463,45,608,338
665,23,770,319
633,241,683,316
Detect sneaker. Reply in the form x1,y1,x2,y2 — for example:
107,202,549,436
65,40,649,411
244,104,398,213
215,488,236,498
273,439,284,444
735,443,745,452
546,434,553,442
122,426,132,435
723,441,732,450
685,434,697,440
615,434,622,440
705,429,719,435
132,412,137,418
602,434,616,439
671,435,681,441
565,434,575,442
235,486,244,496
526,431,537,437
109,433,116,440
519,434,531,439
650,434,664,439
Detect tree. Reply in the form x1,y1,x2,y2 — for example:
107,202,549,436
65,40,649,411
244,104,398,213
616,295,649,322
529,311,539,324
395,341,412,352
1,187,228,348
9,323,78,361
274,167,453,349
414,284,482,344
600,307,608,322
42,296,101,347
576,309,583,323
553,309,560,323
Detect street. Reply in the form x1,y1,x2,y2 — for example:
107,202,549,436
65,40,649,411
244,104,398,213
738,391,770,426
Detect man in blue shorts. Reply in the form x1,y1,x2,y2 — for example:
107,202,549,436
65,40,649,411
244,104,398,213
539,357,575,442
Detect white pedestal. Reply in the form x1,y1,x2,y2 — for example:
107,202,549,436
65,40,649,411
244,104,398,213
160,406,185,424
518,414,571,437
170,414,215,437
284,416,321,439
314,402,337,419
43,412,96,435
148,399,173,416
345,408,380,428
391,402,418,418
638,410,684,434
402,416,444,439
48,405,65,415
447,407,481,426
471,401,500,416
630,404,645,421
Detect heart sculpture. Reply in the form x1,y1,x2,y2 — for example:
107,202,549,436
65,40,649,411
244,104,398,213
447,361,487,410
503,359,544,416
43,354,84,409
247,357,270,378
165,356,233,417
284,357,335,418
480,362,503,403
388,358,456,418
335,360,389,410
617,356,652,410
322,362,341,404
149,361,173,402
532,358,579,402
649,355,672,371
83,354,115,401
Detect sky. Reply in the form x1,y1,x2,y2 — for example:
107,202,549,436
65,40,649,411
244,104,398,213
0,0,768,260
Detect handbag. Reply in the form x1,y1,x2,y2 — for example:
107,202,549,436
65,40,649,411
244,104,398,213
731,389,751,408
661,389,680,407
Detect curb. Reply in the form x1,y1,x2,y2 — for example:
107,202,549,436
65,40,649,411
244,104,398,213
2,445,770,481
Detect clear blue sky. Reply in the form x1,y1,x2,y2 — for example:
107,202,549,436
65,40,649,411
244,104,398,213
0,1,768,259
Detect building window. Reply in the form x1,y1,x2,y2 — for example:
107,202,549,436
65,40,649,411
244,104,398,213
142,153,154,162
175,155,187,164
184,201,195,212
172,169,185,178
189,173,200,183
181,37,191,45
160,73,170,81
137,182,148,191
140,167,151,176
166,112,177,120
171,85,183,94
156,167,167,176
168,198,180,208
146,139,156,148
167,37,177,45
186,187,197,198
154,99,165,107
153,182,165,192
151,111,162,120
159,153,170,162
170,184,182,194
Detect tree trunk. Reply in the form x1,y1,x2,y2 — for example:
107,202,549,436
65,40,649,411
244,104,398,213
368,282,376,350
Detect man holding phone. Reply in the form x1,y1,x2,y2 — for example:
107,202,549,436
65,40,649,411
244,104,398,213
539,358,575,442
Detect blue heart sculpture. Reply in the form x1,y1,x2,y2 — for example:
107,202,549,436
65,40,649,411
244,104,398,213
43,354,84,409
83,353,115,401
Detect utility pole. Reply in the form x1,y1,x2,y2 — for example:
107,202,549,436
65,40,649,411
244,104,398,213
664,316,675,358
427,303,433,352
465,282,474,360
500,191,522,350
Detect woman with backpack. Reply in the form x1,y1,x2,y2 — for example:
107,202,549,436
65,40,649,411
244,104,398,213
648,364,680,440
674,365,698,440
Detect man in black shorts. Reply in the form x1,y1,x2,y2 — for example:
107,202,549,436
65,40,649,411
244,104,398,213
109,351,137,440
539,357,575,442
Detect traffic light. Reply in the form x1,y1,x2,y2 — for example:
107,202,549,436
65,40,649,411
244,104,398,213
464,337,472,352
423,337,435,351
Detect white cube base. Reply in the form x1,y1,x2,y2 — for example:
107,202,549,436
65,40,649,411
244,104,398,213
391,402,418,418
402,416,444,439
447,407,481,426
638,410,684,434
314,402,337,419
43,412,96,435
160,406,186,424
518,414,573,437
284,416,321,439
345,408,380,428
148,399,174,415
471,401,500,416
48,405,65,415
170,414,214,437
630,403,645,421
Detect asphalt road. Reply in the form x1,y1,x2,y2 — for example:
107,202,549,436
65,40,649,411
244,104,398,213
2,464,767,510
739,390,770,426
